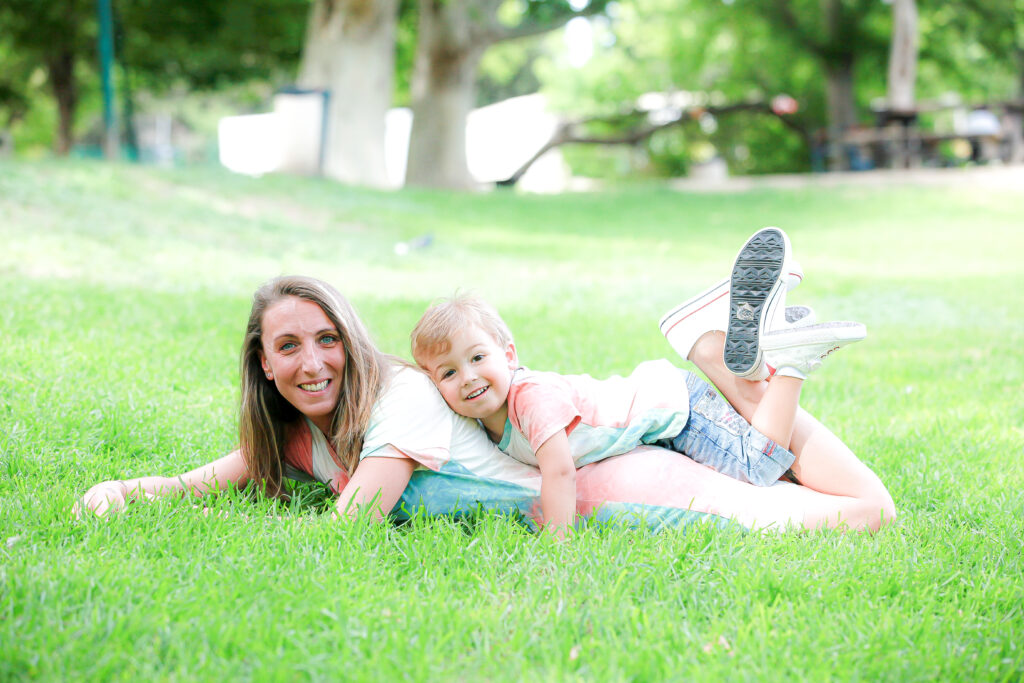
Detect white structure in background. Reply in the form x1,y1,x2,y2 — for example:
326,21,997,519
466,94,568,193
383,108,412,187
275,91,328,175
218,113,284,177
217,93,568,192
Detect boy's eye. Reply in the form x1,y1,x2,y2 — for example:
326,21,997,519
440,369,455,380
472,354,484,362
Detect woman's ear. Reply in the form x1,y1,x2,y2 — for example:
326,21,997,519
260,351,273,380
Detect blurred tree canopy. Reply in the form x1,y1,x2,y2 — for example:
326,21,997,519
0,0,306,155
536,0,1019,175
0,0,1019,177
119,0,307,89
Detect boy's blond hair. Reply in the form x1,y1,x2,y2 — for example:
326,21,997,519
411,293,514,366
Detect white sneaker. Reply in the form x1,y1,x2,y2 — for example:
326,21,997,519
762,321,867,379
744,304,816,380
660,279,730,360
659,263,804,362
724,227,793,377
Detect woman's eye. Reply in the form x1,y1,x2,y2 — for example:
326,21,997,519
320,334,338,344
280,342,297,351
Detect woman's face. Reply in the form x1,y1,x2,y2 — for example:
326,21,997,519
259,296,346,434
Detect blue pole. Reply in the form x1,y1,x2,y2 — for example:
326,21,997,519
97,0,118,159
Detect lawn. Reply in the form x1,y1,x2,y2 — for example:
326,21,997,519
1,160,1022,681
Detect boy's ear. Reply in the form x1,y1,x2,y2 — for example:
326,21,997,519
505,342,518,369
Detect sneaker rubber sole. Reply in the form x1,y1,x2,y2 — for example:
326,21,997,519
724,227,789,377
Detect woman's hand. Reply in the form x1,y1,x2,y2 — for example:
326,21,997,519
71,452,254,520
73,480,129,518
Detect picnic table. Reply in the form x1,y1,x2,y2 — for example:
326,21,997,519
833,100,1024,170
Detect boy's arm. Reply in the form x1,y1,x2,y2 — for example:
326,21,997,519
535,430,577,540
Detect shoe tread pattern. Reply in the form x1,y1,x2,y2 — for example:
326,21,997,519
724,230,785,375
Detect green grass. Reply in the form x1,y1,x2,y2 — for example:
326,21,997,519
1,160,1022,681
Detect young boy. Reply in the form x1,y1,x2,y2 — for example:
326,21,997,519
411,228,866,535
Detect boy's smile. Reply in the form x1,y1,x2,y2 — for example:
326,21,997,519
421,325,517,439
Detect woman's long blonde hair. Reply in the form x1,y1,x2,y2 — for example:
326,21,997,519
238,276,392,495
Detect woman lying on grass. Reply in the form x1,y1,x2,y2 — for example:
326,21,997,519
75,274,895,533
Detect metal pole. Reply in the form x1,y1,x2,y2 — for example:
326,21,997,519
97,0,118,159
319,90,330,175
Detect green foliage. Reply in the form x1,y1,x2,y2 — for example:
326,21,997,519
477,38,546,106
0,39,33,126
394,0,418,106
538,0,841,176
0,0,307,155
710,114,811,175
1,160,1023,679
537,0,1021,177
920,0,1022,100
117,0,307,92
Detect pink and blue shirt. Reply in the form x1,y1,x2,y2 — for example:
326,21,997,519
499,359,691,468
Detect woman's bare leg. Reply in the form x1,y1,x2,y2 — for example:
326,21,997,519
688,330,896,531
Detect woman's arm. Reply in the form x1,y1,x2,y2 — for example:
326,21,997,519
73,450,253,518
333,448,416,522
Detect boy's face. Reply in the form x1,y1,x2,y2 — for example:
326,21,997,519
420,325,517,424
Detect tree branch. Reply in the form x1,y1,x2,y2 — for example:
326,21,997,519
499,100,800,187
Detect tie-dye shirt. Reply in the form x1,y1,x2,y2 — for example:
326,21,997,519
499,359,691,468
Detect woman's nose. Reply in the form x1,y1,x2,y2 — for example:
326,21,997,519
300,344,323,373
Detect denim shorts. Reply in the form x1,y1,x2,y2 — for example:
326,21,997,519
657,371,795,487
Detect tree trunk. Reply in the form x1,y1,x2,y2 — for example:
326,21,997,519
886,0,917,112
404,0,487,190
297,0,398,188
404,0,602,189
1018,46,1024,100
824,58,857,170
1011,46,1024,164
46,49,77,156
